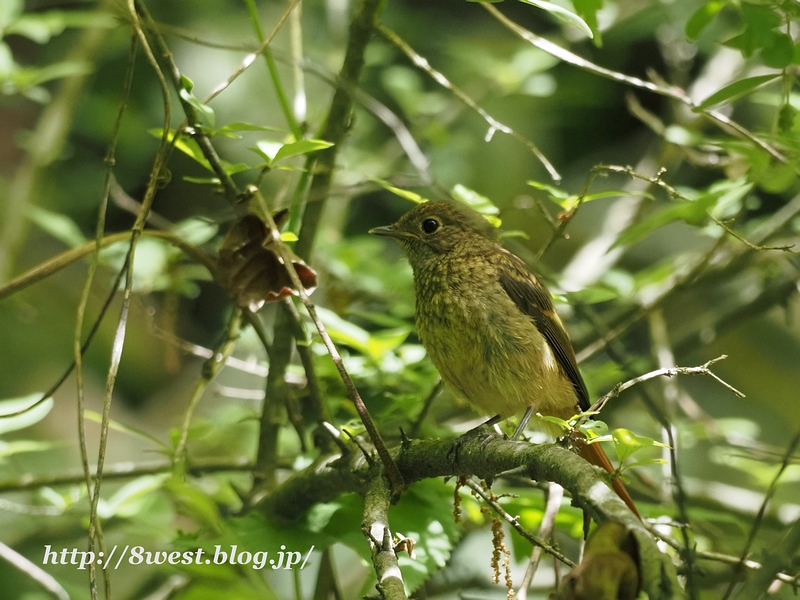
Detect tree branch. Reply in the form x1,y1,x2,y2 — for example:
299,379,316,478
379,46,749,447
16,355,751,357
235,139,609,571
258,437,683,600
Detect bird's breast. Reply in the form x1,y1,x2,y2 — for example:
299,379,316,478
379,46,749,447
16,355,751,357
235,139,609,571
413,261,578,420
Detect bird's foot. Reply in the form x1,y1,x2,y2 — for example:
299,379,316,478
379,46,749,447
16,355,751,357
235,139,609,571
448,418,503,468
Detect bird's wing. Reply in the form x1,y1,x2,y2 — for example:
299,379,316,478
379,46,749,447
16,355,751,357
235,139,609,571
498,251,591,411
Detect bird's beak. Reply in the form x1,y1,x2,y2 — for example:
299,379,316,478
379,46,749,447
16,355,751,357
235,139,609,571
368,225,414,240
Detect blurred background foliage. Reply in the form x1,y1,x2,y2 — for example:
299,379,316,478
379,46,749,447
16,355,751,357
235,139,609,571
1,0,800,597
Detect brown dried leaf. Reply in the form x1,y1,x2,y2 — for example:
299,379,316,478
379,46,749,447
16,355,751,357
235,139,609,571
216,213,317,312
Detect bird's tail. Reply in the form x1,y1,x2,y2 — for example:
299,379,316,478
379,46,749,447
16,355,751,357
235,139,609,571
579,441,641,520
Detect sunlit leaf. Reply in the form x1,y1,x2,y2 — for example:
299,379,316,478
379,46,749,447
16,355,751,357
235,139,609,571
518,0,593,38
0,394,53,435
100,475,168,519
368,176,429,204
451,184,499,215
611,428,669,464
0,439,53,459
149,128,213,171
685,1,724,41
273,139,333,163
695,74,781,111
572,0,603,45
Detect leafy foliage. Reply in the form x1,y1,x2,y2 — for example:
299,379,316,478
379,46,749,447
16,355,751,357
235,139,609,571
1,0,800,598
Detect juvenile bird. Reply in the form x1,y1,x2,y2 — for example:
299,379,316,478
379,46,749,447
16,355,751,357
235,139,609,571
370,201,639,518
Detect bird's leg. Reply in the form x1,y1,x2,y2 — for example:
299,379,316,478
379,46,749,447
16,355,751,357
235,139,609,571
511,406,535,440
448,414,503,466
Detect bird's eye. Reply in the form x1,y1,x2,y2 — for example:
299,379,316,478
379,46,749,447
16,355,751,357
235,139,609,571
422,218,440,234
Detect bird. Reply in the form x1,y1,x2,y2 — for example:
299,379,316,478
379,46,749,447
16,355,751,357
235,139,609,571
370,200,640,518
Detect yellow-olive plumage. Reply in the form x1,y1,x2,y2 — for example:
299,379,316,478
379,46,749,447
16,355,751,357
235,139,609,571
371,201,639,518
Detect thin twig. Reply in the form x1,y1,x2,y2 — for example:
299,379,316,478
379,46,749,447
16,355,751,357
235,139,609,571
208,0,300,107
82,3,174,597
517,482,564,599
377,23,560,182
173,310,242,471
482,3,788,164
465,478,575,568
646,522,800,586
587,355,744,416
599,164,794,252
408,379,442,439
648,310,696,598
0,459,256,493
254,186,405,500
75,28,138,600
0,541,70,600
242,0,303,138
722,432,800,599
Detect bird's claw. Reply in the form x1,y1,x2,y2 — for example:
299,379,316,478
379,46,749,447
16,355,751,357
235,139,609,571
448,424,500,468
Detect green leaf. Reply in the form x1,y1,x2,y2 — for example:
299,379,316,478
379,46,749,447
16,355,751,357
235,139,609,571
388,480,462,592
0,440,53,459
164,477,223,532
611,428,669,464
0,394,53,435
273,139,333,163
614,179,752,248
0,0,24,30
500,229,530,240
84,410,167,449
179,75,215,129
695,74,781,111
6,10,117,44
149,128,213,171
572,0,603,45
368,176,429,204
451,183,499,215
535,413,570,432
27,205,86,247
212,121,282,138
528,179,570,201
315,306,409,361
562,285,618,304
517,0,593,39
761,33,794,69
171,218,219,245
452,184,502,226
99,475,168,519
250,140,283,164
685,1,724,41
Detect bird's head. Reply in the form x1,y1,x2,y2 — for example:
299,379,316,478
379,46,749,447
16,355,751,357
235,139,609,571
369,201,498,267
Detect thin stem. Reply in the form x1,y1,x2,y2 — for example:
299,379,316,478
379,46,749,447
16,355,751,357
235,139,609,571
377,23,560,182
173,310,242,472
586,355,744,417
465,478,575,568
85,5,173,597
254,186,405,500
482,3,788,165
722,432,800,599
295,0,386,260
0,460,256,493
75,28,138,600
243,0,303,138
